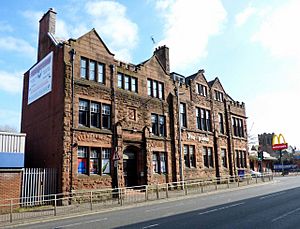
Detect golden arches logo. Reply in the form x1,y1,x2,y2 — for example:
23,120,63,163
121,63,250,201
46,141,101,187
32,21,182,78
272,134,286,145
272,133,288,150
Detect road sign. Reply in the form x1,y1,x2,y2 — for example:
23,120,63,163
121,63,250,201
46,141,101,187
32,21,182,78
272,143,288,151
112,151,120,161
272,134,288,151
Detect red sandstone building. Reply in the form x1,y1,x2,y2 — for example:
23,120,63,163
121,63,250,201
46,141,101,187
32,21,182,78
21,9,248,193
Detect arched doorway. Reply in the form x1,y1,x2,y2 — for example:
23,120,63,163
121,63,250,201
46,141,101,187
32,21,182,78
123,147,138,187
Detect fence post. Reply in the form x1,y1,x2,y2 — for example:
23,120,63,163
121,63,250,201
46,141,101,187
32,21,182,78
145,185,148,201
256,175,258,184
90,191,93,211
120,189,124,206
184,183,188,195
237,177,240,187
215,179,218,190
156,184,159,199
54,194,57,216
166,183,169,198
227,177,230,189
10,199,13,223
201,181,204,193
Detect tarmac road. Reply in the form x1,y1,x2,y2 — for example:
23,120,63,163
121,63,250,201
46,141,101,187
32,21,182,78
8,176,300,229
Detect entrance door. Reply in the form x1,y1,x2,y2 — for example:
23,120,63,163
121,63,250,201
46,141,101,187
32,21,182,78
123,151,137,187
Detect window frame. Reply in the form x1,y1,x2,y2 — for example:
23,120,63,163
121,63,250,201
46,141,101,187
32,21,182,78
152,152,167,174
180,103,187,128
232,117,245,138
221,148,227,168
77,146,112,176
196,83,207,97
183,145,196,168
196,107,211,132
203,146,214,168
214,90,224,102
151,113,166,137
117,72,138,93
219,113,224,134
80,57,105,83
78,99,111,130
147,79,164,100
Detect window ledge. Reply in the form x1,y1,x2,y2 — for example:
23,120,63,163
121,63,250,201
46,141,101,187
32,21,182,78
74,127,113,135
232,136,247,140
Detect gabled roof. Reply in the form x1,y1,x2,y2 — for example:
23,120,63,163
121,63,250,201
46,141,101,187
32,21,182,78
138,54,169,75
76,29,114,56
186,69,208,85
208,77,226,93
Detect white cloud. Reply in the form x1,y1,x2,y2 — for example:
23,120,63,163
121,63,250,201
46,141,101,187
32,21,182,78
0,71,23,94
155,0,227,73
0,36,35,57
0,21,13,32
84,1,138,62
235,6,256,27
251,0,300,60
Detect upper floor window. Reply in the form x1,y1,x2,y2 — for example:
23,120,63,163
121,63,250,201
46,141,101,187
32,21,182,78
89,60,96,81
151,114,166,137
79,99,111,129
196,107,211,132
203,146,213,168
218,113,224,134
183,145,196,168
147,79,164,99
196,83,207,97
80,57,105,84
117,72,138,93
98,63,104,83
152,152,167,174
180,103,187,128
80,58,87,79
232,117,245,138
214,90,224,102
78,146,111,175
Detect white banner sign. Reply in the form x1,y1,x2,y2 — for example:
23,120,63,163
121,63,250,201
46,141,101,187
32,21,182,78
28,52,53,104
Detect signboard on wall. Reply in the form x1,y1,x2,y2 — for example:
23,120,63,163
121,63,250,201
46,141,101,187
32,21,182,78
28,51,53,104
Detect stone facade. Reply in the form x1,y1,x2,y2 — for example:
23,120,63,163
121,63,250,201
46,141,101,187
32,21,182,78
21,9,249,193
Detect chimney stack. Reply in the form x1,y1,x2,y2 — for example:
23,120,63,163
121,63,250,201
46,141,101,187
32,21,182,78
38,8,57,61
154,45,170,74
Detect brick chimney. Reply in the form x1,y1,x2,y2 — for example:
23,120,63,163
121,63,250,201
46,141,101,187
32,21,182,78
154,45,170,74
38,8,57,61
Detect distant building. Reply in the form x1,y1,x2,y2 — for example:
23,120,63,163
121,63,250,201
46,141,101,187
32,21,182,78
21,9,249,193
258,133,275,156
0,132,26,210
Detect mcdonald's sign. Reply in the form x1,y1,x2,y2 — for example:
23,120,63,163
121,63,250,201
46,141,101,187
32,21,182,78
272,134,288,150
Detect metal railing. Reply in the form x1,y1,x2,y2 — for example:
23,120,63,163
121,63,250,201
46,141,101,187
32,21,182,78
0,174,273,225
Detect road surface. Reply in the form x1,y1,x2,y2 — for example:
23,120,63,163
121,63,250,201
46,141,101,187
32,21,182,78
8,176,300,229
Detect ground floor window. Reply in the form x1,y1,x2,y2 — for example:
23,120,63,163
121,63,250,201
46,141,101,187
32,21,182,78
183,145,196,168
236,150,247,168
221,148,227,168
152,152,167,174
77,146,111,175
203,146,214,168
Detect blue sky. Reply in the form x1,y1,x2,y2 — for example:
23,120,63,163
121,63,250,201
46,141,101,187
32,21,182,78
0,0,299,148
